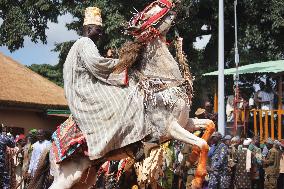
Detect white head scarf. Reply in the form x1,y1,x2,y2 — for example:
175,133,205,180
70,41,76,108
243,138,252,146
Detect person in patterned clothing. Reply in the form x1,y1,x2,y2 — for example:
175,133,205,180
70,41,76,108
234,138,252,189
249,136,263,189
263,138,280,189
0,125,15,189
208,132,230,189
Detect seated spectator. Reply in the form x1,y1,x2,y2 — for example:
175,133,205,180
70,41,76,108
226,95,234,123
255,81,275,112
204,101,218,126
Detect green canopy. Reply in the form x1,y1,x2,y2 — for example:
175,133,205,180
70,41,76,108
203,60,284,76
46,109,70,115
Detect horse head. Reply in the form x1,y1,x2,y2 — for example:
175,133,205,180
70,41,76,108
127,0,176,42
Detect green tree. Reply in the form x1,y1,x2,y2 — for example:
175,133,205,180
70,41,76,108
28,64,63,87
1,0,283,98
0,0,60,51
54,0,283,72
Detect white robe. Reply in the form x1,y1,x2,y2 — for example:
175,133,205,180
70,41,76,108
28,140,51,176
63,37,150,160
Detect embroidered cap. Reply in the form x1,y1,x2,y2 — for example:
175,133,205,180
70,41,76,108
83,7,102,26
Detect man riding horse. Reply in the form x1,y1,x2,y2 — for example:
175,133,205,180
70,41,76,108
51,1,215,188
63,6,149,161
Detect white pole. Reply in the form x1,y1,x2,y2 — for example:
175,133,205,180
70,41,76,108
233,0,240,134
218,0,225,135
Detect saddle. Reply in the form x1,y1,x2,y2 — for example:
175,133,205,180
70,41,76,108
51,115,160,163
51,115,86,163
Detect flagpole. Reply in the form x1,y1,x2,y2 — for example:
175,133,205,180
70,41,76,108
218,0,225,135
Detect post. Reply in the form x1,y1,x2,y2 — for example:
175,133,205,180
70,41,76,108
214,85,218,113
233,0,240,135
278,76,283,110
253,110,257,136
218,0,225,135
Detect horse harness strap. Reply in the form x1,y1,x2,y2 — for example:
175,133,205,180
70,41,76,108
135,70,186,93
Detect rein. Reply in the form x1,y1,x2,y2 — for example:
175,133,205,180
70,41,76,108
135,70,186,94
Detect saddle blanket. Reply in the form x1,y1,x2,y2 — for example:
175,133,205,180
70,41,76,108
52,115,86,163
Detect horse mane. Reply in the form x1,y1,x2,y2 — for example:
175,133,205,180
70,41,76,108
113,41,145,73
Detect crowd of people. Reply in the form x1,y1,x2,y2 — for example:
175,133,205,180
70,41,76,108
1,125,284,189
0,126,53,189
160,134,284,189
204,134,283,189
224,78,284,137
76,133,284,189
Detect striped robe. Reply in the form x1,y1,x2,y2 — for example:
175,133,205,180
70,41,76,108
63,37,150,160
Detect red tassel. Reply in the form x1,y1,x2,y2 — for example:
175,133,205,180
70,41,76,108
124,69,129,86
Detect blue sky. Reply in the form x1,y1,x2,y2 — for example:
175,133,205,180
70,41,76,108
0,14,79,66
0,15,209,66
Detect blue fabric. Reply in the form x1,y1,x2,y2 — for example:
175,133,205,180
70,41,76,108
208,143,231,189
208,144,216,158
0,134,15,189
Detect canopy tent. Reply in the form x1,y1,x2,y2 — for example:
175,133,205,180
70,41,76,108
202,59,283,140
203,60,284,76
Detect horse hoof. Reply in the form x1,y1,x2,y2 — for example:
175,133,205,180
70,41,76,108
191,178,202,189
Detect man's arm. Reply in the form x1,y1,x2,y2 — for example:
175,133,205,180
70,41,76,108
28,144,37,174
80,38,127,86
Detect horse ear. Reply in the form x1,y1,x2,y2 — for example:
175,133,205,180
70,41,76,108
113,41,145,74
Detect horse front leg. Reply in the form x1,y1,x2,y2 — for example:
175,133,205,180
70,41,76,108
187,118,215,164
167,119,209,189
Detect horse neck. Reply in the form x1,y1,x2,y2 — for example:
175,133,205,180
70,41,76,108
140,38,183,80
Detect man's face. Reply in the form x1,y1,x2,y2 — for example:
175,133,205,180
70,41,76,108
2,126,7,134
210,136,218,145
37,131,45,142
106,49,114,58
267,143,273,149
88,25,103,42
224,139,231,146
204,102,212,112
253,137,260,146
196,113,205,119
17,139,26,148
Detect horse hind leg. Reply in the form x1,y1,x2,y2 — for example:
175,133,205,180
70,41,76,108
49,157,92,189
167,119,209,189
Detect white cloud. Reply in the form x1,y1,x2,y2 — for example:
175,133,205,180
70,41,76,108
46,14,79,44
0,14,79,65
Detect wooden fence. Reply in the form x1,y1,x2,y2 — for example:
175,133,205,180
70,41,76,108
251,109,284,141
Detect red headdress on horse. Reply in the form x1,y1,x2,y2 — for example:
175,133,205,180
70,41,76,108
127,0,175,42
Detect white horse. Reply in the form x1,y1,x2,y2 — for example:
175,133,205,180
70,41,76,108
49,5,215,189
